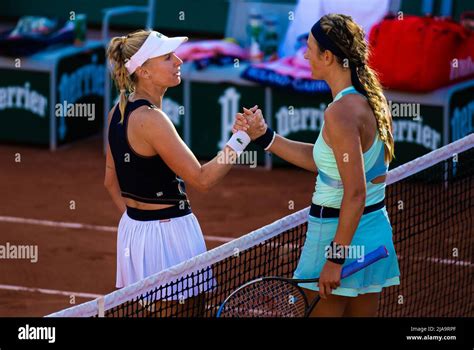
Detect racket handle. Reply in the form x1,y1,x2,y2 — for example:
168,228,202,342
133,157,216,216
340,245,389,279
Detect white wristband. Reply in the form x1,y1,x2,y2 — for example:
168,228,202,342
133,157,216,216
226,130,251,156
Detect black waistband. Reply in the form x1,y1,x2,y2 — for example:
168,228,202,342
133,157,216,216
126,202,192,221
310,199,385,219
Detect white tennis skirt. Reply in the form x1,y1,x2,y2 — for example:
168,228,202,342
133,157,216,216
116,210,209,291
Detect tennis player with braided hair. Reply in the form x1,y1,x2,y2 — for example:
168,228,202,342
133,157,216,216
234,14,400,317
104,30,253,312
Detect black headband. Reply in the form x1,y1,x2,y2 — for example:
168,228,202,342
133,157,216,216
311,20,346,58
310,19,367,97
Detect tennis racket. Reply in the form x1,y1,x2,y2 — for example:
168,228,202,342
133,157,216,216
217,245,389,318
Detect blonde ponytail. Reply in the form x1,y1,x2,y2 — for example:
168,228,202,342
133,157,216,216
106,30,150,123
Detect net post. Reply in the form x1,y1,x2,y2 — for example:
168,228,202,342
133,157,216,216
97,296,105,317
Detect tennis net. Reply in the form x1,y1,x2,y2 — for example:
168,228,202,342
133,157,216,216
47,134,473,317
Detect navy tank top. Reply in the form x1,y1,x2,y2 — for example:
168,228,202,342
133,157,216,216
108,99,189,205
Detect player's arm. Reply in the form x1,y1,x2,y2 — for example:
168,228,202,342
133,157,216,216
325,104,366,246
317,104,366,298
266,135,316,173
104,107,127,214
140,108,245,192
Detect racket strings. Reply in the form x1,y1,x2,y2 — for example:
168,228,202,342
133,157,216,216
220,279,307,317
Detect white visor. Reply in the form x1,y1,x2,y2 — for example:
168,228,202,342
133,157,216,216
124,31,188,75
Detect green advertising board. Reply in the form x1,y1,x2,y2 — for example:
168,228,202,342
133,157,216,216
270,90,445,169
270,88,332,166
390,105,444,169
0,69,50,145
56,46,105,145
162,83,186,138
189,82,266,164
0,41,106,149
449,84,474,143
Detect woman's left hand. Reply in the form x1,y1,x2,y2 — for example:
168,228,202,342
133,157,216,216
318,261,343,299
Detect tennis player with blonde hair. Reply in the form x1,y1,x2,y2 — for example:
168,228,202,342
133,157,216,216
234,14,400,317
104,30,253,312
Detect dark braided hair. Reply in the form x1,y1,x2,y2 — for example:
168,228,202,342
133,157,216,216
317,14,395,163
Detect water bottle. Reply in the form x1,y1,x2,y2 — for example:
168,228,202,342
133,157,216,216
74,14,87,46
247,12,263,62
262,16,279,61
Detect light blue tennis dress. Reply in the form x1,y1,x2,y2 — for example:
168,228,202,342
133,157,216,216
293,86,400,296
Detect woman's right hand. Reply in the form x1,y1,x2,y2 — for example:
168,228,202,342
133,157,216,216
232,106,267,140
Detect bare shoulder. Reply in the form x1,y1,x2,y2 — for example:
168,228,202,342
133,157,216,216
132,105,172,126
129,105,177,142
324,99,358,131
325,95,368,130
341,94,370,118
